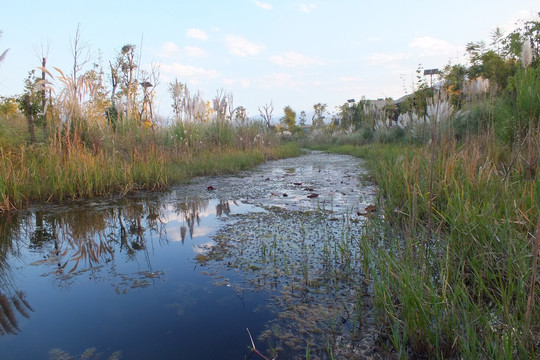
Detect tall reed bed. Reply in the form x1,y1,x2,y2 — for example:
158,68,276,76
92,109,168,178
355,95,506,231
0,126,301,211
326,131,539,358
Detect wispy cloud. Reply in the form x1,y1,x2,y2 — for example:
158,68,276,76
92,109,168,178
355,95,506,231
363,52,412,76
158,42,182,58
157,42,207,59
269,51,325,67
364,52,410,66
409,36,458,58
254,0,272,10
298,3,316,13
499,10,538,33
185,46,207,58
186,28,208,41
160,63,220,83
339,76,364,83
257,73,301,89
223,78,251,88
225,35,266,56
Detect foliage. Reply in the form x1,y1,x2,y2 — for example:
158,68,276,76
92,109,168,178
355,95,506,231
17,70,46,127
511,66,540,132
442,64,468,107
0,97,18,119
280,105,296,132
311,103,327,128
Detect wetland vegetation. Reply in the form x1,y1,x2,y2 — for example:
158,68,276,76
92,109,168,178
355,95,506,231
0,13,539,360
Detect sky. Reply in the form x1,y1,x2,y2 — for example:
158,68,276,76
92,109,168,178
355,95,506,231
0,1,538,120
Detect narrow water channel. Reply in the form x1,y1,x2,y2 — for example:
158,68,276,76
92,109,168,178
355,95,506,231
0,151,378,359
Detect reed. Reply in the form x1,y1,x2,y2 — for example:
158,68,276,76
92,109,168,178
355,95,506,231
324,130,539,358
0,124,301,211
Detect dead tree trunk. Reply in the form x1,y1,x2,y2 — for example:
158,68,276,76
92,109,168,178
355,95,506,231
24,95,36,143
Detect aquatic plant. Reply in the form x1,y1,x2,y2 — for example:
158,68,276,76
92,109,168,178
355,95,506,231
49,347,122,360
324,132,539,358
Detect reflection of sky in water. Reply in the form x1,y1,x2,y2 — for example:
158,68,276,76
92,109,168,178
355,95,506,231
0,151,377,360
0,198,271,359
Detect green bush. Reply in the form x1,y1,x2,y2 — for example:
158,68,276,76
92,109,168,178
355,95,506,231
513,66,540,131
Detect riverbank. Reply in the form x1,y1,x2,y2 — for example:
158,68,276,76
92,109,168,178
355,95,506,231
0,137,302,211
0,150,378,359
314,134,539,358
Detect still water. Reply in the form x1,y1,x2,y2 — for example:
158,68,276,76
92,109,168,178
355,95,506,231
0,151,377,359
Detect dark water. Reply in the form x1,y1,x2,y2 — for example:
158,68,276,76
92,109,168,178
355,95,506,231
0,151,377,360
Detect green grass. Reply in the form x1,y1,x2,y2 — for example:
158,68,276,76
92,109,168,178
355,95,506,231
320,135,539,359
0,133,302,211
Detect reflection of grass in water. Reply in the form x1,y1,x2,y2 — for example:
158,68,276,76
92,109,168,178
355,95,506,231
201,207,376,359
49,347,121,360
112,270,165,295
0,291,33,335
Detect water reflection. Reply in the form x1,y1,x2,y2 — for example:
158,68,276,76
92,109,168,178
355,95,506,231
0,290,33,335
0,196,237,333
0,150,378,359
0,212,34,336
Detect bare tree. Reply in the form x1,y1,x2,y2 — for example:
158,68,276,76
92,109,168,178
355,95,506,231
69,24,90,104
226,91,235,122
116,44,138,121
169,78,184,122
139,62,160,124
299,111,307,126
234,106,247,125
312,103,327,128
258,101,274,128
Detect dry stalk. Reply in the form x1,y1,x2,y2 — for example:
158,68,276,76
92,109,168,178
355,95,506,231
525,214,540,327
247,328,274,360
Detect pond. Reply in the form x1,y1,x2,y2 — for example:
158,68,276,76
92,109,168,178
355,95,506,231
0,151,380,359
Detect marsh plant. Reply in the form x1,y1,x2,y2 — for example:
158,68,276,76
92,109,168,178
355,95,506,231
0,27,297,212
326,130,539,359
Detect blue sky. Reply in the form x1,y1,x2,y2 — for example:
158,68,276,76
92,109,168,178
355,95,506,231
0,1,538,119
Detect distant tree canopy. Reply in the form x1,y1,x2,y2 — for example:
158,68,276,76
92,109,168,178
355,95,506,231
280,105,296,132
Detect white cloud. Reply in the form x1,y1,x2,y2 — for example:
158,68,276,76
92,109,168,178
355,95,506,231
409,36,458,58
269,51,325,67
254,0,272,10
257,73,301,89
225,35,266,56
186,28,209,41
160,63,220,81
364,52,410,66
299,3,316,13
158,42,182,58
339,76,364,83
185,46,207,58
499,10,538,33
223,78,251,88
